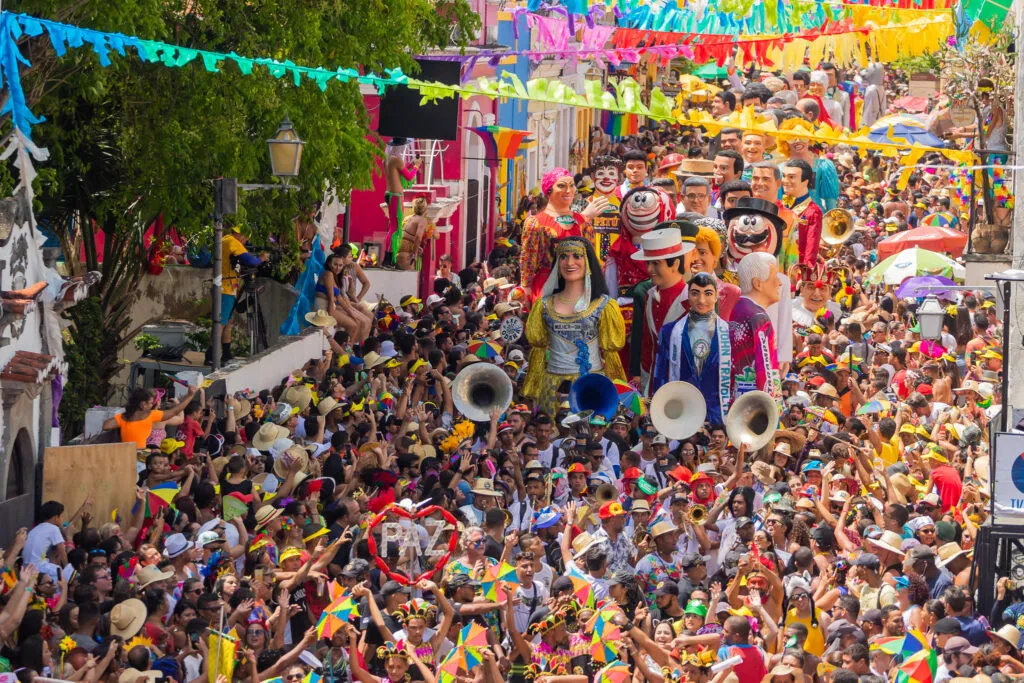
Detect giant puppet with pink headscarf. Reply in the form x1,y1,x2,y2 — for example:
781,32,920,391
520,168,604,303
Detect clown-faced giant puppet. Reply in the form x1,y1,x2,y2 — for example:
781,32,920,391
589,155,624,263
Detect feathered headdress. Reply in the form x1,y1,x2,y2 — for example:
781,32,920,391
392,598,437,624
527,612,565,636
377,641,410,661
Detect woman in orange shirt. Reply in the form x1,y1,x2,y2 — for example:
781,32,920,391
103,386,197,447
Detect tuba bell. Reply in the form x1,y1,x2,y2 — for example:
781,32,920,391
725,390,779,451
688,504,708,525
595,483,619,504
822,208,855,256
452,363,513,422
650,381,707,440
569,374,620,420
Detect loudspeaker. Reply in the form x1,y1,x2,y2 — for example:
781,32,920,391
378,59,460,141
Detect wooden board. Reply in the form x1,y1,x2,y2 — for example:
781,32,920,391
42,443,138,526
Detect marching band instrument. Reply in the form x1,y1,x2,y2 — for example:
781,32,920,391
688,504,708,525
634,527,651,546
650,381,706,440
822,208,855,246
725,390,779,451
568,373,620,420
452,363,513,422
595,483,619,504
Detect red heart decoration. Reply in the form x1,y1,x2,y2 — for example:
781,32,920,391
365,503,460,586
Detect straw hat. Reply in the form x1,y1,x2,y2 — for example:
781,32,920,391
936,542,969,568
135,564,174,589
273,444,309,479
483,277,508,293
774,429,807,454
252,423,289,451
109,598,147,639
867,530,906,557
571,531,605,559
362,352,388,370
280,385,313,412
813,383,839,399
650,521,680,538
750,462,777,487
317,397,340,416
255,505,283,531
988,624,1022,650
471,477,502,497
889,474,914,504
304,310,336,328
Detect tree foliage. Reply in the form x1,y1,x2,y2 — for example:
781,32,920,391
10,0,479,434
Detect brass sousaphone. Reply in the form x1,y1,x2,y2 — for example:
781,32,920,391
822,208,855,256
725,390,779,451
452,363,513,422
650,381,706,441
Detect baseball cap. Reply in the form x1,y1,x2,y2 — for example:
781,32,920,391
943,636,978,655
735,516,754,528
680,552,705,570
446,574,480,590
852,553,881,570
652,435,668,445
425,294,444,307
860,609,884,626
653,580,680,597
381,580,412,597
933,617,962,635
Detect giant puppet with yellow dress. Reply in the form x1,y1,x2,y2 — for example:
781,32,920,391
522,237,627,416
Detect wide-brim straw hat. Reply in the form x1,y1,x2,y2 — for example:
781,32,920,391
305,309,336,328
252,423,289,450
273,444,309,479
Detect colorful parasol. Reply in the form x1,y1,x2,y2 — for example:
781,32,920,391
865,247,959,285
588,615,622,663
900,630,931,659
467,340,502,359
595,660,631,683
876,226,968,259
856,400,892,416
458,622,489,650
136,482,180,518
894,275,957,300
870,636,904,656
480,564,508,603
437,649,462,683
894,648,937,683
920,211,957,228
868,121,946,148
613,379,644,416
565,564,596,608
496,561,520,584
315,590,360,639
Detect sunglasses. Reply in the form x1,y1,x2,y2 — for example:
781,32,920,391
286,675,304,681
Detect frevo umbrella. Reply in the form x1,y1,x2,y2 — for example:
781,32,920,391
894,275,957,300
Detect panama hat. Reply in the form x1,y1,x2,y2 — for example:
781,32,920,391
304,310,335,328
273,444,309,479
362,352,389,370
471,478,502,497
630,226,695,261
135,564,174,589
252,423,289,451
813,383,839,399
935,542,969,568
255,505,283,531
317,396,340,416
109,598,147,639
866,530,906,557
571,531,605,559
988,624,1022,650
280,385,313,412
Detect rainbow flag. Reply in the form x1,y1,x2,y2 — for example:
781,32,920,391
601,111,638,138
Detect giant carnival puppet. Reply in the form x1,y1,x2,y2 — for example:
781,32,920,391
730,252,783,402
523,236,627,416
652,271,733,423
724,196,794,374
628,224,696,394
520,168,599,302
589,155,624,263
605,185,674,373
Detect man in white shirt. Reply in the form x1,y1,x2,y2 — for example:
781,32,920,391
511,552,549,633
23,500,70,580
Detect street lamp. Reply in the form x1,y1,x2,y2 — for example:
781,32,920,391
268,116,304,178
210,116,305,371
916,295,945,340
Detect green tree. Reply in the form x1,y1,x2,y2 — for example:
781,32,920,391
8,0,478,434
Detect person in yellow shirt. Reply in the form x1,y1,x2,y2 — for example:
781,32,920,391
215,225,266,362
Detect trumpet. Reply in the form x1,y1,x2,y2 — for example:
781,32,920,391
688,504,708,525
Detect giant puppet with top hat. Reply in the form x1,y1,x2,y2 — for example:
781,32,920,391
628,222,697,395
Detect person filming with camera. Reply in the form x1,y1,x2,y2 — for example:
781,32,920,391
211,223,268,363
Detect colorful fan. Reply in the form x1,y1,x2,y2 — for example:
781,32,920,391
613,379,644,416
222,492,251,521
856,400,892,416
467,340,501,359
595,660,631,683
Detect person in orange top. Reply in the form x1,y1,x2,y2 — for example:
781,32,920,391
103,386,198,448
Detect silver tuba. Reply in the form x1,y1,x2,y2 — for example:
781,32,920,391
451,363,513,422
725,390,779,451
650,381,706,440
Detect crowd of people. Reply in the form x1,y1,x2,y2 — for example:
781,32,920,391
6,60,1018,683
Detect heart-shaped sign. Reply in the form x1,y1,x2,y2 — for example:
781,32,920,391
365,503,460,586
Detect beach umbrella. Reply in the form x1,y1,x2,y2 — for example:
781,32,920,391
613,379,644,416
868,121,946,148
877,226,968,259
865,247,959,285
894,275,957,300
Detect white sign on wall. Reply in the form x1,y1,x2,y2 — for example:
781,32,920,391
992,432,1024,525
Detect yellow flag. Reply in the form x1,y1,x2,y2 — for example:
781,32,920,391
208,632,237,683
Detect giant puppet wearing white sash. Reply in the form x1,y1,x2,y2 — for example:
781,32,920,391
651,272,732,424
